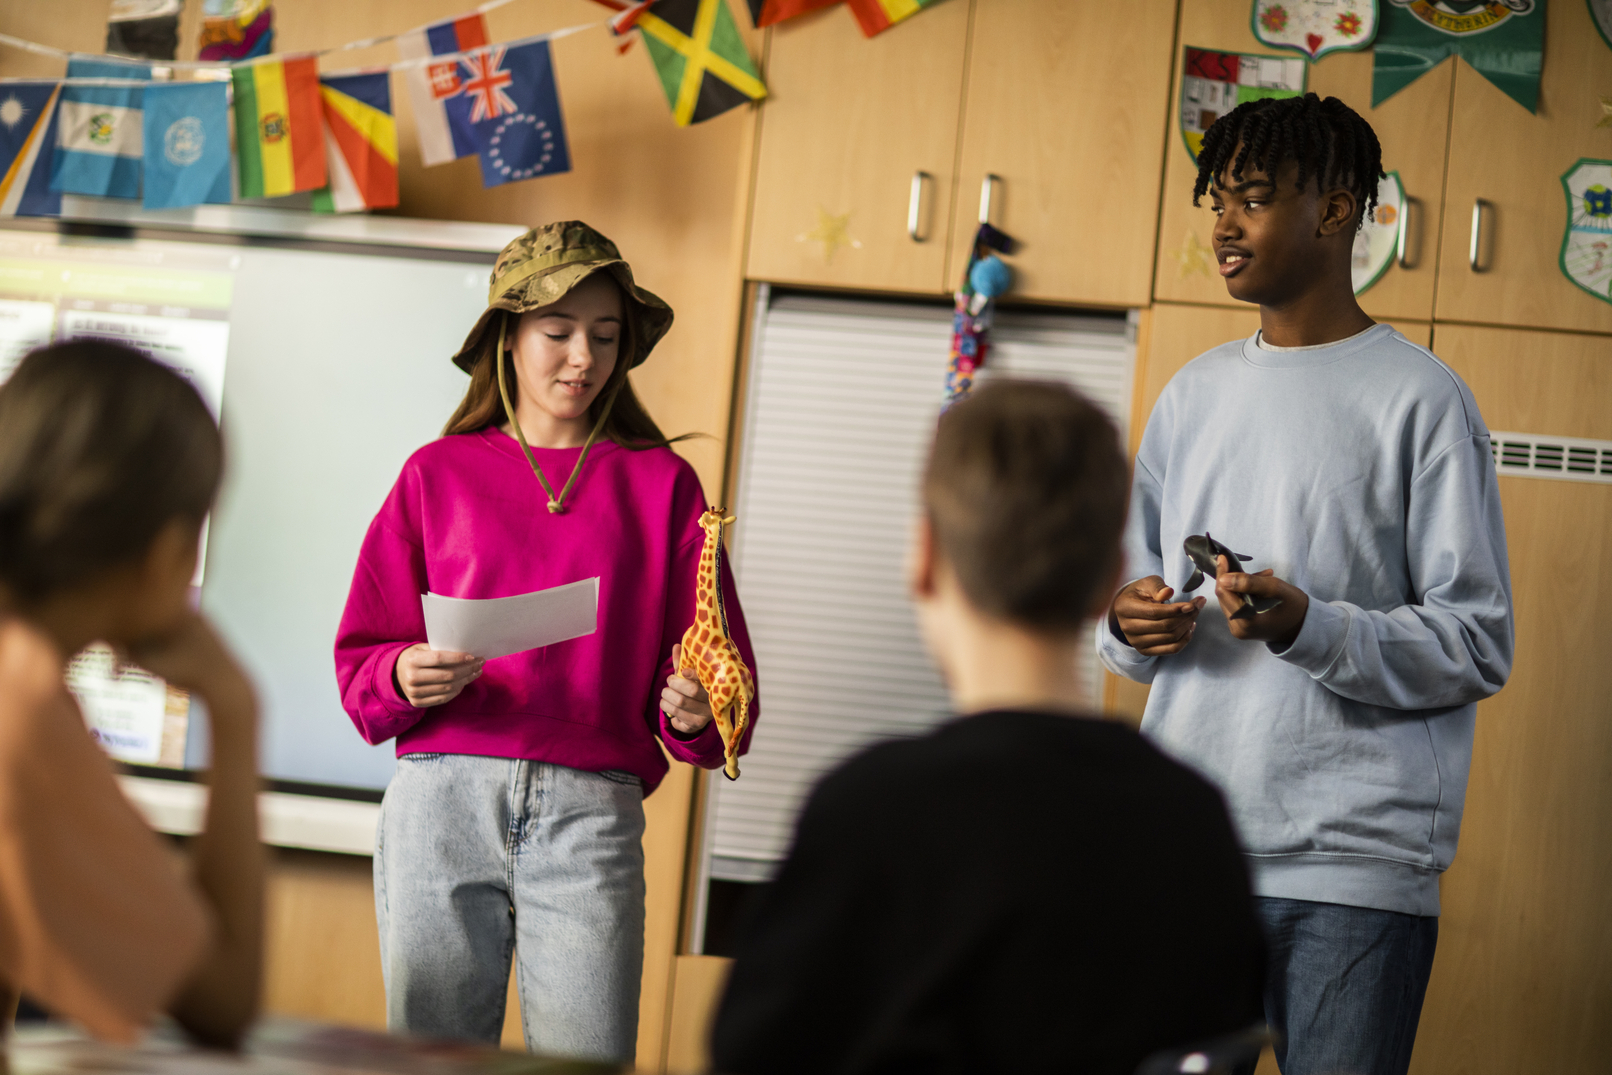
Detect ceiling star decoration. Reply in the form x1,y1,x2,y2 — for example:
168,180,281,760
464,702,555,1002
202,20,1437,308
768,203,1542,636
798,206,860,264
1174,229,1215,278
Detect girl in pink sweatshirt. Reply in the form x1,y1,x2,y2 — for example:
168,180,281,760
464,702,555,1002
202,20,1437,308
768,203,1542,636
334,222,757,1064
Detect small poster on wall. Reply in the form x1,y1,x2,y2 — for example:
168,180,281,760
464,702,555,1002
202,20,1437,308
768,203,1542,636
1252,0,1378,60
1180,47,1307,162
1352,171,1406,295
1560,159,1612,306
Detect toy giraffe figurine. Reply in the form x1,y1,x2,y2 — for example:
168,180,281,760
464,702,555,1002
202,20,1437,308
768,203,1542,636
680,507,754,780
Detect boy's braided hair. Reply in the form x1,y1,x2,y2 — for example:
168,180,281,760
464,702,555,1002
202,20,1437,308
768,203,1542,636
1192,92,1385,231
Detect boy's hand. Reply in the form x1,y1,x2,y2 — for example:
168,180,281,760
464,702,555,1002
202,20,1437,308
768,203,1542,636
662,643,714,735
1214,555,1310,647
1111,576,1207,655
395,644,482,708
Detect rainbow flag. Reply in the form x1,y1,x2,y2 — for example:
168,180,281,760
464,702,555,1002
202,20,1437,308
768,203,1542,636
232,55,326,198
313,71,397,212
845,0,939,36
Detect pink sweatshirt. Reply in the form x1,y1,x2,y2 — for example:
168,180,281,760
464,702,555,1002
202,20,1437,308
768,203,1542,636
334,428,758,794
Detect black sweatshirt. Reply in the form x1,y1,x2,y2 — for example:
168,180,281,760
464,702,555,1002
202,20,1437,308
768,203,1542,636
710,710,1266,1075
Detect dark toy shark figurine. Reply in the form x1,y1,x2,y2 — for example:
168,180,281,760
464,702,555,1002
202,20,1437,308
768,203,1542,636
1182,532,1283,617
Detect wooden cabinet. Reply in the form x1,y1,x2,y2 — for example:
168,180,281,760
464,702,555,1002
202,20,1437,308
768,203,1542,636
1413,324,1612,1073
1152,0,1453,324
1434,1,1612,335
947,0,1177,307
745,3,971,293
747,0,1177,304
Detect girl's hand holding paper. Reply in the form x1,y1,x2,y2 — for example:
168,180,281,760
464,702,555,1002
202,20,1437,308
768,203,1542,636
395,644,483,708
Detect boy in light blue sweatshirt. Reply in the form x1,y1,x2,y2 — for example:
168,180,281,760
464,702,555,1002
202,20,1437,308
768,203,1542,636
1099,94,1512,1075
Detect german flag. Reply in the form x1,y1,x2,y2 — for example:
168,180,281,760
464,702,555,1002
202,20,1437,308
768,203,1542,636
637,0,767,126
846,0,941,37
232,55,326,197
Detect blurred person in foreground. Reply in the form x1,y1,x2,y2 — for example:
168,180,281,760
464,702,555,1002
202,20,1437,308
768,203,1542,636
0,341,262,1046
710,381,1265,1075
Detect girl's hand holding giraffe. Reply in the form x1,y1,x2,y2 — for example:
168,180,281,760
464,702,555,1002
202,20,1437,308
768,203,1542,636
661,642,714,735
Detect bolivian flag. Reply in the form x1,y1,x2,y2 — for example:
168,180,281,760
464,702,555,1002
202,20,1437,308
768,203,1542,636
637,0,766,126
846,0,941,37
312,72,397,213
232,55,326,198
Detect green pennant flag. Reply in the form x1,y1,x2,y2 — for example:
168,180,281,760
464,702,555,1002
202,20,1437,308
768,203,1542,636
1372,0,1545,113
638,0,767,126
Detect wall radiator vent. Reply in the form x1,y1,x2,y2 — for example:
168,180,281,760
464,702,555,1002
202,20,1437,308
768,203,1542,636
1489,431,1612,485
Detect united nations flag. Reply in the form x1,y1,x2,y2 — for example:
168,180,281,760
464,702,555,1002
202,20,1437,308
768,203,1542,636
142,81,231,209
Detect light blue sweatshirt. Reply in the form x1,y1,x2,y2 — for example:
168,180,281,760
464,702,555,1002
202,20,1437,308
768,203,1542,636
1098,324,1513,916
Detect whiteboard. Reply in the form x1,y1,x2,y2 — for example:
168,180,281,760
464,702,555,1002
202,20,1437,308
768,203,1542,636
1,199,521,793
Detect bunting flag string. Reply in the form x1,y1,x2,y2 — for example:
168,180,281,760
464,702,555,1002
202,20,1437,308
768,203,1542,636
0,0,777,215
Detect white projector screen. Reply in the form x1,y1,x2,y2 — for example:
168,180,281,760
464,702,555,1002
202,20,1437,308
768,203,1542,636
0,203,521,793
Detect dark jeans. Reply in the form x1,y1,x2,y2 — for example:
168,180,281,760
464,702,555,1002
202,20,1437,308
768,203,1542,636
1244,897,1438,1075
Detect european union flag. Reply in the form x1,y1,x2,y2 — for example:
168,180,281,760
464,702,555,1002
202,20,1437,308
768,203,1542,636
142,81,230,210
51,56,149,199
448,39,570,189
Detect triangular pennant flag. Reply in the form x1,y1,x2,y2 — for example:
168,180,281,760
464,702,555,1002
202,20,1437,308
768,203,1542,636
51,56,149,199
637,0,767,126
141,81,231,209
747,0,841,27
232,55,327,197
313,71,398,212
0,83,64,217
845,0,940,37
398,11,490,166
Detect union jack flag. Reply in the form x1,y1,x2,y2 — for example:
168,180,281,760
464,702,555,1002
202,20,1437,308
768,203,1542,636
460,47,517,123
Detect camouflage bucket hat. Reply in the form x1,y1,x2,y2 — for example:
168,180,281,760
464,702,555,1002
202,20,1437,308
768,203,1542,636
452,220,674,374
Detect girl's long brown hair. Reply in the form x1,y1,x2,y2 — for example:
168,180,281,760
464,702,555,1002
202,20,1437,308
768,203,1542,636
442,305,688,450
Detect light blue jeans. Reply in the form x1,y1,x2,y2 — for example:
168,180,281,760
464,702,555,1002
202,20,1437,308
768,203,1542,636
374,753,646,1063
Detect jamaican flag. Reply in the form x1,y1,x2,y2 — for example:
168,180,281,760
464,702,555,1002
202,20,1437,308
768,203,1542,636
638,0,767,126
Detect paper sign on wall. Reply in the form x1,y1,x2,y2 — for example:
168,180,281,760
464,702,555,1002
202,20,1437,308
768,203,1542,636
1252,0,1378,61
1353,171,1406,295
1180,47,1307,163
1560,159,1612,306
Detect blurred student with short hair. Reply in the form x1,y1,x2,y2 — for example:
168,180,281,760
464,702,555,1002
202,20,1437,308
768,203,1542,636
711,381,1265,1075
0,341,263,1046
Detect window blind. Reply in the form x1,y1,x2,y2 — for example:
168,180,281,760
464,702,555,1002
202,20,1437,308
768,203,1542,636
707,292,1136,885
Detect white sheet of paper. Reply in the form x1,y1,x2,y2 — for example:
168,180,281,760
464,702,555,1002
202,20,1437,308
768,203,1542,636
422,578,599,660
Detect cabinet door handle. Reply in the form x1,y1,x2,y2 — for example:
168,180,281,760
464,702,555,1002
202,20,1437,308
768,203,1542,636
1396,195,1422,270
908,171,932,243
978,174,1001,225
1469,198,1494,273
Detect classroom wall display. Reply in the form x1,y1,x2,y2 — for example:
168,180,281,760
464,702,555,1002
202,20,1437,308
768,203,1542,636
1179,46,1307,162
1560,158,1612,305
1353,170,1405,294
1591,0,1612,48
1252,0,1378,61
0,203,518,792
1371,0,1546,112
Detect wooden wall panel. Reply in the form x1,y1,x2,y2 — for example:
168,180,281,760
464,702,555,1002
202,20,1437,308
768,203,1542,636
1411,324,1612,1074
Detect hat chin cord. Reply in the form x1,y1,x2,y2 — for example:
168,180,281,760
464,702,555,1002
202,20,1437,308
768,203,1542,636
495,318,623,514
